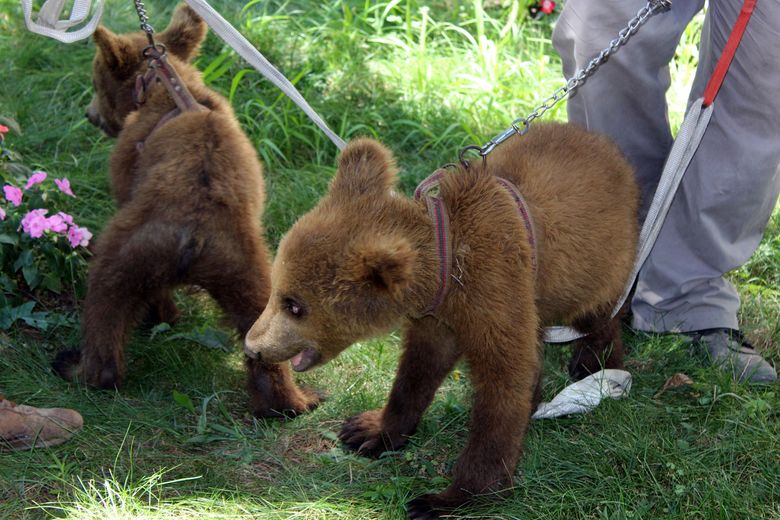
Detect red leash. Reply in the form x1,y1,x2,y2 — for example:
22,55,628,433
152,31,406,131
702,0,758,107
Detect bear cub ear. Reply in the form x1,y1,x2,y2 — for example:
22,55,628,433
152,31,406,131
331,138,399,198
159,4,208,62
344,234,416,299
93,27,137,77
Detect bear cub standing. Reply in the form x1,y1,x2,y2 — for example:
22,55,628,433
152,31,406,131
244,123,639,518
53,5,320,418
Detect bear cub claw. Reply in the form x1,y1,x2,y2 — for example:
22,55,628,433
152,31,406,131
338,410,408,458
253,386,323,419
52,349,120,389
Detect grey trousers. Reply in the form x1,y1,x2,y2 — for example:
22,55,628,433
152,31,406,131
552,0,780,333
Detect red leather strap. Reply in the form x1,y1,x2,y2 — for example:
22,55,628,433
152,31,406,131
702,0,757,107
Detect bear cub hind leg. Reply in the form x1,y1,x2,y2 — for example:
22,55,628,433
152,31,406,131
568,311,625,381
194,242,322,418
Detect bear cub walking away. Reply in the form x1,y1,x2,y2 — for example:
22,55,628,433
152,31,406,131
53,5,320,418
244,123,638,518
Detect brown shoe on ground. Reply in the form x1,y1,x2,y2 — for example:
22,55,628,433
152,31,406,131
0,396,83,450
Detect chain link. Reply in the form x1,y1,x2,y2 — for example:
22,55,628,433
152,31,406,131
134,0,156,46
466,0,672,161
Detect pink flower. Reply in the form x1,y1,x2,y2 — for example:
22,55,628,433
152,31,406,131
25,171,47,190
21,208,49,239
46,214,68,233
67,225,92,248
0,207,5,221
57,212,74,225
540,0,556,14
3,185,23,207
0,125,8,134
54,178,76,197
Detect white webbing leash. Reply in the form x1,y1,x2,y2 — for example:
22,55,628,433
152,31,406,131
21,0,105,43
543,101,712,343
181,0,345,151
19,0,346,151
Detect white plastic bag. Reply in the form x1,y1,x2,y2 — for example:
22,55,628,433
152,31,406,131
532,369,632,420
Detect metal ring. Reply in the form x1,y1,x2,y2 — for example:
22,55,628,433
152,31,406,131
143,42,167,59
458,145,483,168
511,119,531,136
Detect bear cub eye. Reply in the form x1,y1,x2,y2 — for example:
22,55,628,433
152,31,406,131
283,297,306,319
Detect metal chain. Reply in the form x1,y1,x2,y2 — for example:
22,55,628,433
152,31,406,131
133,0,156,47
463,0,672,163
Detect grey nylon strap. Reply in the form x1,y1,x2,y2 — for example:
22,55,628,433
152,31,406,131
544,99,713,343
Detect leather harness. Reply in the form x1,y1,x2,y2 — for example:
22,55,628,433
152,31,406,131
133,45,208,152
414,168,538,318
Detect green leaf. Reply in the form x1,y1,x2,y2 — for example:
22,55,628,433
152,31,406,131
0,234,18,246
168,327,233,352
0,308,13,329
0,301,51,330
20,310,52,330
149,322,172,340
197,393,218,435
22,264,40,289
172,390,196,414
42,272,63,294
209,423,240,437
185,434,234,444
13,249,33,271
0,274,17,292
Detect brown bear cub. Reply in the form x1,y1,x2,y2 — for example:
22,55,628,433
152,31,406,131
53,5,320,418
244,123,638,518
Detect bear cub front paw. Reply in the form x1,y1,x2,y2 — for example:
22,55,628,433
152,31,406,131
338,409,409,457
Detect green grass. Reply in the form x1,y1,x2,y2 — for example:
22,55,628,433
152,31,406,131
1,1,778,519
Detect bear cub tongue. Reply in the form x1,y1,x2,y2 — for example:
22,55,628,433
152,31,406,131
290,347,319,372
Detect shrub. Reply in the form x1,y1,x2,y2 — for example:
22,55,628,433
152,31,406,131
0,118,91,330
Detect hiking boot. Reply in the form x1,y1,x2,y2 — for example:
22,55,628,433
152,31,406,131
685,328,777,384
0,396,83,450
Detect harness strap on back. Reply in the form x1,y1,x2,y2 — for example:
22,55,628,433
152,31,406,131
138,46,209,114
133,46,209,153
414,169,453,318
495,177,538,277
413,169,539,318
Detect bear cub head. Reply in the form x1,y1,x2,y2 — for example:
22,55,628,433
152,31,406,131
86,4,207,137
245,139,423,372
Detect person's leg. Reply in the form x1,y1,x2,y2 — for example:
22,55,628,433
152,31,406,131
632,0,780,332
631,0,779,382
552,0,704,219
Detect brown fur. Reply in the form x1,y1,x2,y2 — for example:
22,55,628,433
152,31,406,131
52,5,319,418
244,123,639,517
